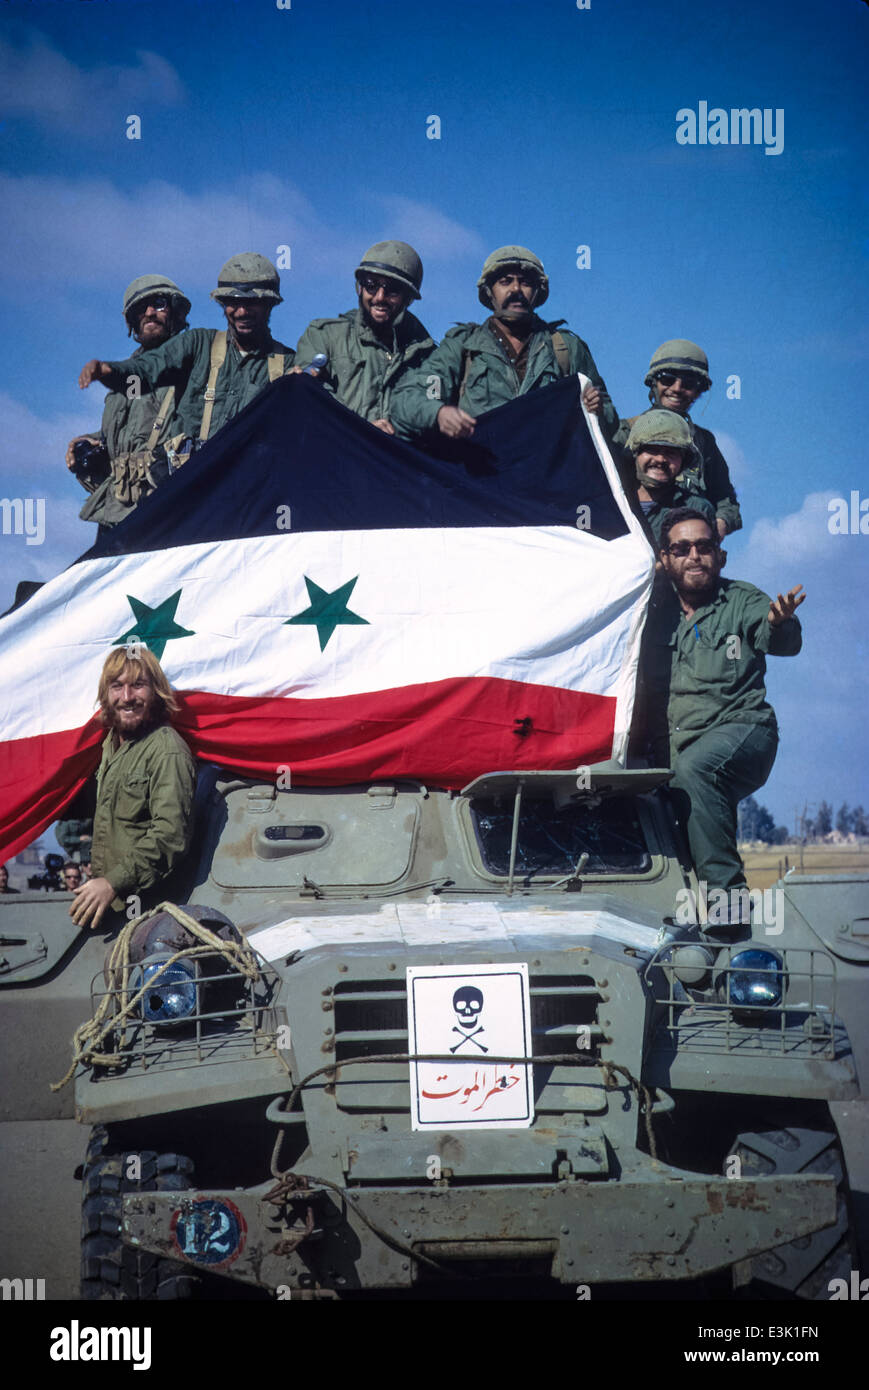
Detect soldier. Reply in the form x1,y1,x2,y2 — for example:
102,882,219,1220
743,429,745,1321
390,245,618,441
625,410,715,550
0,863,19,894
67,275,191,530
618,340,742,538
78,254,294,467
642,508,805,916
70,647,196,931
60,862,82,891
295,241,435,433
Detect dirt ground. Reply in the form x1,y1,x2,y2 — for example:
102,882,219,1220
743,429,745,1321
741,842,869,891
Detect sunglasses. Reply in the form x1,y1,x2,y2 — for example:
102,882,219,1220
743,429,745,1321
655,371,705,390
664,539,718,557
136,295,171,314
359,276,404,298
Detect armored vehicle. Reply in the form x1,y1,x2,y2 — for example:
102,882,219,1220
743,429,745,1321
3,761,867,1299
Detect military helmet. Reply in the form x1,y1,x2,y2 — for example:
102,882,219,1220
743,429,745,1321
123,274,191,334
477,245,549,307
644,339,711,389
354,241,423,300
211,253,283,304
626,409,698,458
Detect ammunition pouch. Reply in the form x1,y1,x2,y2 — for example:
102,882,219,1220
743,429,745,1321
109,448,166,507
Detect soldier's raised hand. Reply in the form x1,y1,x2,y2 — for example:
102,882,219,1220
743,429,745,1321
582,384,606,415
768,585,806,626
78,360,113,389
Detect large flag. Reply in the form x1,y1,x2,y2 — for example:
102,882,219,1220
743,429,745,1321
0,374,653,859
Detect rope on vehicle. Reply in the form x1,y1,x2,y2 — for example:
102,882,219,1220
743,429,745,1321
50,900,263,1092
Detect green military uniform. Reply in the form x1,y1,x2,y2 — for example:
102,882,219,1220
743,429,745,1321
616,410,742,535
295,308,435,424
91,723,196,911
103,327,294,446
638,482,715,549
80,349,181,529
642,579,801,891
390,317,619,440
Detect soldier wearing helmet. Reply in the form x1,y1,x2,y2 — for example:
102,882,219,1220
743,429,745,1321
66,274,191,530
295,241,435,433
78,254,294,469
626,409,715,550
616,340,742,539
391,245,618,442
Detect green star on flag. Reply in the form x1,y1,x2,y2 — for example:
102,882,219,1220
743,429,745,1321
285,576,369,652
114,590,195,662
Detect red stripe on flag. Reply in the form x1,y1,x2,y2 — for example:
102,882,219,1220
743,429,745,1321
0,677,615,860
0,718,105,861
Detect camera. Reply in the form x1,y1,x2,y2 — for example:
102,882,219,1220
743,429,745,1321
27,853,65,893
70,438,110,485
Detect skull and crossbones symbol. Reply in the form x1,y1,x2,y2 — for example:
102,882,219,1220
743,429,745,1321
450,985,488,1053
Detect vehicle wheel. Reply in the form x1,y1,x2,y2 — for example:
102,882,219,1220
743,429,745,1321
729,1126,856,1299
81,1125,199,1300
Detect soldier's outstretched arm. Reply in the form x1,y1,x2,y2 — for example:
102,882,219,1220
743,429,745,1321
78,360,114,390
98,328,203,396
768,584,806,627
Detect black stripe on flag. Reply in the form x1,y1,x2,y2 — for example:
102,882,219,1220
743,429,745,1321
82,373,629,560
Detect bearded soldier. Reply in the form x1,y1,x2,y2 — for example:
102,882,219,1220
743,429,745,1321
295,241,435,433
642,508,804,918
67,275,191,530
70,648,196,932
77,254,294,469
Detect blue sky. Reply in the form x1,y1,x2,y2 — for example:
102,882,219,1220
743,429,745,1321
0,0,866,831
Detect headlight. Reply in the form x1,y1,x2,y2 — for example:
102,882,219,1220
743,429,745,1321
665,943,715,986
716,948,784,1011
130,952,198,1024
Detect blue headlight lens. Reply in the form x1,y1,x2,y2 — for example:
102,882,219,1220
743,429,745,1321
132,955,198,1023
719,949,784,1009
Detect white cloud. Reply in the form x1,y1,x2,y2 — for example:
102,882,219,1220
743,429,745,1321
0,172,485,303
0,33,184,129
743,490,843,570
374,196,487,258
0,392,97,607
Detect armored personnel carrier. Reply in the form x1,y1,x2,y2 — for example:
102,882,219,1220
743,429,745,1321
4,761,867,1299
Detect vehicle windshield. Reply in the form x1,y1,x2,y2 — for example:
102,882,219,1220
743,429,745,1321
469,794,651,878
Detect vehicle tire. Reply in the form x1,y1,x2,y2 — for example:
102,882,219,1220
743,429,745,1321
729,1126,856,1299
81,1125,199,1300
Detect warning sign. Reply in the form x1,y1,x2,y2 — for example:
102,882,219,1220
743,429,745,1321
406,962,533,1131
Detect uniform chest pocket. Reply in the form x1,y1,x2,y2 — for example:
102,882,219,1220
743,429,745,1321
113,774,150,823
686,627,742,686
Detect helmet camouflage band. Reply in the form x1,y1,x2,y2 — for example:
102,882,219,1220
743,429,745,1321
123,275,191,334
644,339,711,389
626,409,698,455
211,253,282,304
354,241,423,300
477,245,549,308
